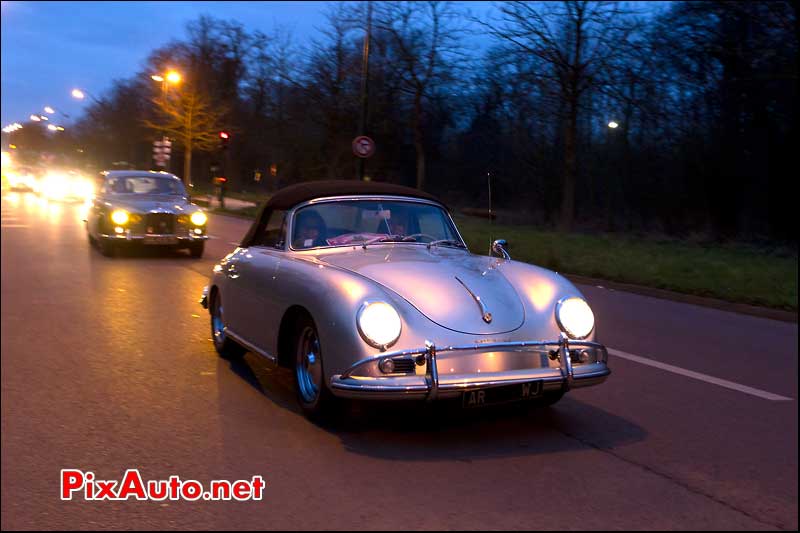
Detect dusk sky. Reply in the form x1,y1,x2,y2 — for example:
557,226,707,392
0,0,501,128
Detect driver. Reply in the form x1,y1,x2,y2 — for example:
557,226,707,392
293,209,327,249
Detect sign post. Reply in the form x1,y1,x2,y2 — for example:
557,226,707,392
152,137,171,169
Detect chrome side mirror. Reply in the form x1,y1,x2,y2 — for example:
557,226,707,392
491,239,510,260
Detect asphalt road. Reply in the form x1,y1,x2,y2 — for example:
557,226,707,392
2,191,797,531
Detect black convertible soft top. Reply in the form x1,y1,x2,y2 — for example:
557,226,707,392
264,179,442,210
240,180,444,247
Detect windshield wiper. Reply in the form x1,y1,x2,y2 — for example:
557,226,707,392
427,239,466,250
362,234,404,249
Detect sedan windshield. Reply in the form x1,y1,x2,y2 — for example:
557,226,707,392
105,176,185,196
291,200,463,250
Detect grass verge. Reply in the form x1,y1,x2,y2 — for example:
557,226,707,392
454,215,797,311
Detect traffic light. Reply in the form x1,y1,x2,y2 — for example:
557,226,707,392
219,131,230,151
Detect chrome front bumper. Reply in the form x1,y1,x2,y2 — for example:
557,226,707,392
329,335,610,401
99,232,208,243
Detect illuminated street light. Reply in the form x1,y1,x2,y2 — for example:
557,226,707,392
47,124,58,131
30,114,41,122
71,89,85,100
151,75,164,82
166,70,181,84
44,106,55,114
608,121,619,129
56,126,65,131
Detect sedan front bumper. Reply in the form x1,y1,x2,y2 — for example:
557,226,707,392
329,335,610,401
98,232,209,244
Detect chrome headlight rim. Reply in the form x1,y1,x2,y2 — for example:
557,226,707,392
356,300,402,351
555,296,595,340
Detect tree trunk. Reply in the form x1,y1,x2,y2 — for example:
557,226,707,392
413,92,425,190
183,143,192,188
559,99,578,232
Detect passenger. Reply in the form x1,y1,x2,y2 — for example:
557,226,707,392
293,209,327,249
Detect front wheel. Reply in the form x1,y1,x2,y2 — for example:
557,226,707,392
293,315,339,420
189,241,205,258
210,291,246,360
99,239,116,257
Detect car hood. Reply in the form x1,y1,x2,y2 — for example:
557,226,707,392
106,195,198,214
317,246,525,335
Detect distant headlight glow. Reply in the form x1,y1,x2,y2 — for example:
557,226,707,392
555,297,595,339
357,301,402,350
111,209,129,225
190,211,207,226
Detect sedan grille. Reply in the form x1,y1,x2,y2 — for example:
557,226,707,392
145,213,175,234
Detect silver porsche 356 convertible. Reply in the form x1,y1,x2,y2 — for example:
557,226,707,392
201,180,610,419
85,170,208,257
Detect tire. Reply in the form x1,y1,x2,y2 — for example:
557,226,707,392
99,239,116,257
293,314,339,421
210,290,246,360
189,241,205,258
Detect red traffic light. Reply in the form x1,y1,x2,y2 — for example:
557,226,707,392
219,131,230,139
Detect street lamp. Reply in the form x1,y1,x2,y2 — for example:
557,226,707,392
608,120,619,129
166,70,181,84
44,106,55,114
71,89,85,100
149,69,182,100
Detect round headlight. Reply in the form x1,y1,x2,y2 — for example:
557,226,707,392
111,209,129,225
357,301,402,350
555,297,595,339
190,211,207,226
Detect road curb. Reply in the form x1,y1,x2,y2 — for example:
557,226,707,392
567,274,798,324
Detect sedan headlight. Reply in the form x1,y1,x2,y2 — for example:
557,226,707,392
555,297,595,339
357,301,402,350
111,209,129,225
190,211,207,226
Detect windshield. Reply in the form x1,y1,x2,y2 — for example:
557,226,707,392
104,176,185,196
291,200,462,250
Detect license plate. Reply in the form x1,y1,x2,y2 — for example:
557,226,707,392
462,381,543,408
142,236,177,245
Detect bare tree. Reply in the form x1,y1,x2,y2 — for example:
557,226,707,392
371,1,466,190
144,86,226,187
483,1,641,231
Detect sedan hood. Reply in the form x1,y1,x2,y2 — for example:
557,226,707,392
107,195,196,213
318,246,525,335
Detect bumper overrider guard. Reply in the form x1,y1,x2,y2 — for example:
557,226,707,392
330,334,610,401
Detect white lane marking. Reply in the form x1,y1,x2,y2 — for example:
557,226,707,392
608,348,794,401
228,242,240,246
1,224,28,228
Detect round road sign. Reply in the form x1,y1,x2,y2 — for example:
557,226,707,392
352,136,376,158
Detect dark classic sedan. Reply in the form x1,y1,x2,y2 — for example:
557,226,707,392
85,170,208,257
201,180,610,420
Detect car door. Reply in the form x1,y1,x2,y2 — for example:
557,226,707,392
224,210,287,358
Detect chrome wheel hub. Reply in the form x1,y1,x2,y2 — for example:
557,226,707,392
296,327,322,404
